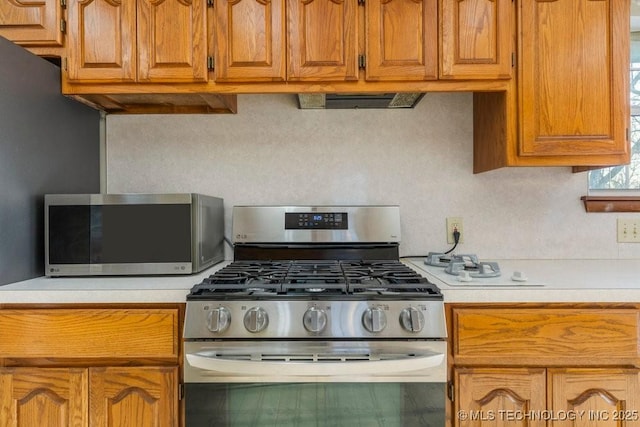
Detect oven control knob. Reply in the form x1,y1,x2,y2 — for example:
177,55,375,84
400,307,425,332
362,307,387,333
243,307,269,333
207,306,231,333
303,307,327,333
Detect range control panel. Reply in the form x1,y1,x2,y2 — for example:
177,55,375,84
285,212,348,230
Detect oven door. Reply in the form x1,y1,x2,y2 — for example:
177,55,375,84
184,340,446,427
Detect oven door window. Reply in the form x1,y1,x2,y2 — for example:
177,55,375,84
186,382,444,427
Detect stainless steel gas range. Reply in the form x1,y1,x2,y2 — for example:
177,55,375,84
183,206,447,427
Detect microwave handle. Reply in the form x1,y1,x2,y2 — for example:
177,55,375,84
185,352,444,377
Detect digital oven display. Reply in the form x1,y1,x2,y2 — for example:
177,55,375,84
284,212,348,230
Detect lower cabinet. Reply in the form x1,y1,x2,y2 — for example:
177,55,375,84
0,366,178,427
454,368,640,427
0,305,182,427
449,304,640,427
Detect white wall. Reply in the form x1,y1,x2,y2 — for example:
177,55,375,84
106,93,640,260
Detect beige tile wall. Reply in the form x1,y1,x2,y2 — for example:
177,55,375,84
106,93,640,260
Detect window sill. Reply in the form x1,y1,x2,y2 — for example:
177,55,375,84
581,196,640,212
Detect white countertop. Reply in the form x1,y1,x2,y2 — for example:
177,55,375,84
0,259,638,304
0,262,230,303
406,258,640,303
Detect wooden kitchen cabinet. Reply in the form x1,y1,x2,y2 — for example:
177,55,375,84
454,368,546,427
66,0,207,83
365,0,437,81
0,366,178,427
550,369,640,426
0,368,88,426
0,0,64,47
439,0,513,79
287,0,359,81
518,0,628,161
448,304,640,427
474,0,629,171
0,306,182,427
214,0,286,82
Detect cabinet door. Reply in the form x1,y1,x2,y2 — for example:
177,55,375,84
287,0,358,81
365,0,437,81
549,369,640,427
137,0,208,82
0,368,88,427
66,0,137,82
214,0,286,81
440,0,512,79
454,368,546,427
89,366,178,427
0,0,63,46
518,0,629,161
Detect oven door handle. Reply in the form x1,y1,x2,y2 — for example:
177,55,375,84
185,352,445,376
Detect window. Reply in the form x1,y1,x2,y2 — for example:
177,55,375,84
588,28,640,191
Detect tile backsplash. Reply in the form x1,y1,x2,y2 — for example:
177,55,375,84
106,93,640,260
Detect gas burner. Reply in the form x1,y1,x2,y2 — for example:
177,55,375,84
424,252,478,267
444,255,501,278
188,259,442,300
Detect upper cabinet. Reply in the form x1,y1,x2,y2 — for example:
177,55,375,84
287,0,358,81
66,0,208,83
474,0,630,171
0,0,64,47
214,0,286,82
366,0,437,81
214,0,503,82
439,0,513,79
518,0,629,161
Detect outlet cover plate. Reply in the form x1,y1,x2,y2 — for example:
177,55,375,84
446,217,463,244
617,218,640,243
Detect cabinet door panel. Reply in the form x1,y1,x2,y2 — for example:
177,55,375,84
440,0,512,79
89,367,178,427
137,0,208,82
0,0,63,46
66,0,137,82
550,369,640,427
366,0,437,81
215,0,286,81
519,0,629,158
0,368,88,427
287,0,358,81
455,368,546,427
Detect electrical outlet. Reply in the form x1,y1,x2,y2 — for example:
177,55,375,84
446,217,463,244
617,218,640,243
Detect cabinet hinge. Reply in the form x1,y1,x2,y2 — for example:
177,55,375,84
179,383,184,401
60,19,66,34
208,56,215,70
207,0,214,7
358,54,366,69
627,127,630,141
60,0,66,8
447,381,455,402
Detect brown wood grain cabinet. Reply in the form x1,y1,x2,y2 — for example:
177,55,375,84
366,0,437,81
439,0,513,79
0,0,64,47
214,0,286,82
448,305,640,427
474,0,630,171
0,306,182,427
66,0,207,83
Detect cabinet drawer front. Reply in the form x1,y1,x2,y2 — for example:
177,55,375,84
453,308,640,364
0,309,179,360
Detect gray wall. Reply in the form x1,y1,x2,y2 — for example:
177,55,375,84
0,37,100,285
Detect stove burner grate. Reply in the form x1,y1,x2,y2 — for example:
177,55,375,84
188,260,441,300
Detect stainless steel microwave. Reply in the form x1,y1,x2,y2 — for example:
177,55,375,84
45,193,224,276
